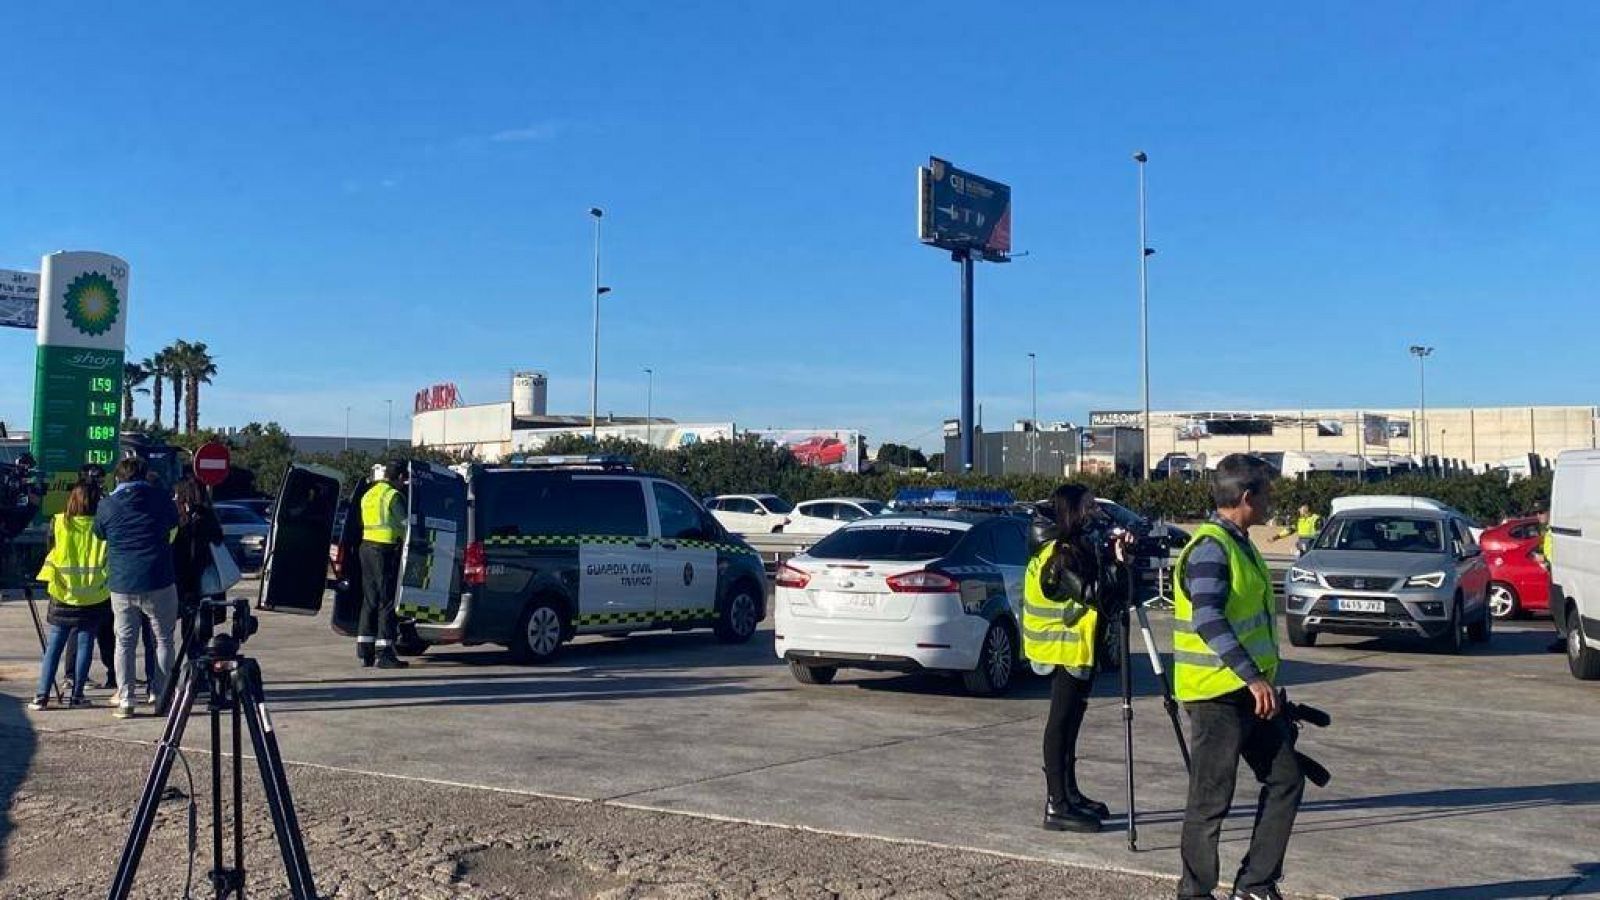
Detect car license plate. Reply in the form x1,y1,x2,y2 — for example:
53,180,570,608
822,592,881,612
1335,597,1386,613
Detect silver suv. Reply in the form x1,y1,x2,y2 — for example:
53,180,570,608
1284,506,1492,653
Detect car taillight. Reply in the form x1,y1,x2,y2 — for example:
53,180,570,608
776,563,810,589
886,570,960,593
331,544,344,577
463,540,487,587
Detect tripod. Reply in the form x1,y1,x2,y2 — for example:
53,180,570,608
1117,557,1191,852
107,599,317,899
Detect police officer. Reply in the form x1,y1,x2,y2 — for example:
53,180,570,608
1174,454,1303,900
357,461,409,669
1274,505,1321,545
1024,484,1130,834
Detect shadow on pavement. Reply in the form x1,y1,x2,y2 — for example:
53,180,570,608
266,669,781,713
1122,781,1600,841
1344,862,1600,899
1323,625,1558,658
0,687,38,881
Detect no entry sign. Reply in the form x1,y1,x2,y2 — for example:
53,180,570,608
193,441,231,487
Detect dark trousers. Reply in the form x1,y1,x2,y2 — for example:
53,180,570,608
358,541,401,651
1178,689,1305,898
1043,668,1092,801
65,610,142,687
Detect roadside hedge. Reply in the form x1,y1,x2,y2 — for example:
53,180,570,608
534,436,1552,525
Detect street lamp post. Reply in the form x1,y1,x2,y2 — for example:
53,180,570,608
644,367,654,446
1409,345,1433,458
386,399,393,450
1027,351,1038,475
589,206,606,441
344,405,351,451
1134,151,1153,481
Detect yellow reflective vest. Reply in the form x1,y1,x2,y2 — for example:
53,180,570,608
1172,522,1279,702
1022,542,1098,679
360,481,405,545
36,513,110,607
1295,513,1323,539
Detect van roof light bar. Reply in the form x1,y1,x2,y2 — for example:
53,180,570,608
500,453,635,470
891,488,1016,511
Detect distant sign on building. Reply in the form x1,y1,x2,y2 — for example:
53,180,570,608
414,383,461,413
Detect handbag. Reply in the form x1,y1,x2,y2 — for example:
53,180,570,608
200,541,243,596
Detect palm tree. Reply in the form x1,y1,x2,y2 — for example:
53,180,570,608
121,361,151,424
181,342,217,434
164,341,188,432
145,353,165,429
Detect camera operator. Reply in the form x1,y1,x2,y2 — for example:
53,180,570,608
1025,484,1132,834
1,452,44,541
1173,454,1304,900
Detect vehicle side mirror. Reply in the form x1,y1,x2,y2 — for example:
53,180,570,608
755,508,767,516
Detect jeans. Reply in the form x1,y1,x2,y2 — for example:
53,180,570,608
1178,689,1306,898
37,624,96,700
112,585,178,706
65,614,149,687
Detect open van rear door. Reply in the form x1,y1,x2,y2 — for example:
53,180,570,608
395,461,467,628
328,476,371,636
257,463,344,615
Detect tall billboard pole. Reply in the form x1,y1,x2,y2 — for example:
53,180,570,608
31,251,129,513
919,158,1011,473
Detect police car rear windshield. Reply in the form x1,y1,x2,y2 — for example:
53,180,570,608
807,523,964,561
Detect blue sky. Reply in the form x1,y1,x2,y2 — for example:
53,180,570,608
3,2,1597,451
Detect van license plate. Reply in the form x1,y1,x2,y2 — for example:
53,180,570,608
1335,597,1386,613
823,592,880,612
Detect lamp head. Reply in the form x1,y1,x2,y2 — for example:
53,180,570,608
1133,151,1148,163
588,207,604,218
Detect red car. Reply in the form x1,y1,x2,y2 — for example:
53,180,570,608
1479,517,1550,619
788,436,848,467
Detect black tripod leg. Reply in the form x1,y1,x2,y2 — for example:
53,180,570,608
1119,583,1137,852
1133,603,1191,773
234,660,318,899
107,660,202,900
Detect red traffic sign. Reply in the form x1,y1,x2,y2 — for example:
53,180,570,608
193,441,231,487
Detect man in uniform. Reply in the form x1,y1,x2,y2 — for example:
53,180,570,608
357,461,409,669
1174,454,1304,900
1274,505,1322,549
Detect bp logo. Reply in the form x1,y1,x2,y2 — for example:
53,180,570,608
62,271,120,336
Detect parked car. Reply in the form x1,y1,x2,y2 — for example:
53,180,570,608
1547,449,1600,680
789,436,848,467
706,494,795,534
1479,517,1550,619
214,502,270,572
783,498,886,536
774,490,1030,695
229,497,273,520
1284,502,1492,653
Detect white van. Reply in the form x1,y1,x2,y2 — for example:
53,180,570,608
1547,449,1600,680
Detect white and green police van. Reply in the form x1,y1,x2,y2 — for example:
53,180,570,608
259,456,767,663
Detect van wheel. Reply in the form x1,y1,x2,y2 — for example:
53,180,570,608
962,623,1017,696
1287,616,1318,647
715,584,761,644
511,598,566,664
1568,608,1600,680
1431,599,1464,655
788,660,837,685
1488,583,1520,620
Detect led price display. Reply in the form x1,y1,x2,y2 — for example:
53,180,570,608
32,346,124,473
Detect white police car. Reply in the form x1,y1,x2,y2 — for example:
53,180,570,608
773,489,1031,695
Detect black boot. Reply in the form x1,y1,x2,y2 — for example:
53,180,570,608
1043,796,1102,833
1069,792,1111,820
376,648,409,669
357,642,375,668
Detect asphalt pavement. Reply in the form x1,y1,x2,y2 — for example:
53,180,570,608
1,588,1596,899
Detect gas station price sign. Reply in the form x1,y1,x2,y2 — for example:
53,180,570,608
33,346,125,471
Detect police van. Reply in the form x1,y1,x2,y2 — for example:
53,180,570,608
259,456,767,663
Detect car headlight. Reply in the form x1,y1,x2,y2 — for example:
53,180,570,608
1289,567,1319,585
1405,572,1446,589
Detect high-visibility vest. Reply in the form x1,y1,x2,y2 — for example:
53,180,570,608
36,514,109,607
1021,541,1098,679
1296,514,1323,539
1172,522,1279,702
361,481,404,545
1542,527,1554,563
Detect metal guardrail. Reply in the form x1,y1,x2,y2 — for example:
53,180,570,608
738,531,821,573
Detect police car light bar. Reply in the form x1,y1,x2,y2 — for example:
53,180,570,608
501,454,634,470
892,488,1016,510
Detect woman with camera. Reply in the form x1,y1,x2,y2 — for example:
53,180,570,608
1025,484,1130,833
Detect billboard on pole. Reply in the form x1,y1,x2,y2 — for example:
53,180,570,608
0,269,39,329
918,157,1011,260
